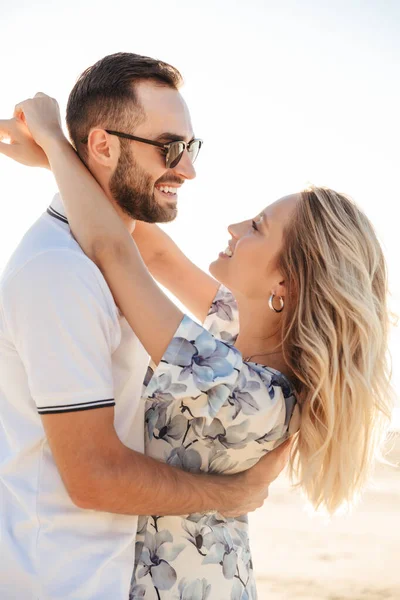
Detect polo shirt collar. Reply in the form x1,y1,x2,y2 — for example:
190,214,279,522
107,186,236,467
47,193,69,225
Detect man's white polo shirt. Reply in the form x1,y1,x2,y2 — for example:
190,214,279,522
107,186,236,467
0,195,149,599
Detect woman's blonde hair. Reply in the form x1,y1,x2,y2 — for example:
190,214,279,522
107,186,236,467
279,186,393,513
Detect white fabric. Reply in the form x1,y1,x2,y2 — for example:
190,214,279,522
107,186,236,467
0,194,149,599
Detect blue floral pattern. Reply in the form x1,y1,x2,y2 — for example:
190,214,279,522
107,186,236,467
130,286,297,599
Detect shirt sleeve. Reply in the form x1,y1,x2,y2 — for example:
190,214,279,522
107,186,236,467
2,250,120,414
203,285,239,344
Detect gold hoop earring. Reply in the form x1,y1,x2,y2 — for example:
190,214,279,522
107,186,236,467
269,293,284,313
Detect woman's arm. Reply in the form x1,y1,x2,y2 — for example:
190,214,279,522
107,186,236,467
49,139,185,364
0,113,219,322
16,94,186,364
133,221,219,322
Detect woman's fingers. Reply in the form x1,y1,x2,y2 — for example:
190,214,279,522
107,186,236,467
3,93,62,164
0,117,31,142
0,139,17,159
13,94,53,121
0,119,18,158
0,117,50,168
0,119,12,137
11,94,63,150
14,101,28,125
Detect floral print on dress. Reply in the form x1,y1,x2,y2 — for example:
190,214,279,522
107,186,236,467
130,286,297,600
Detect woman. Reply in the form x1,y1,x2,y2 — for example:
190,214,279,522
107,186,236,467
3,95,393,600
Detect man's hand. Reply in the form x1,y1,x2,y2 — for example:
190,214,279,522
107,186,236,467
222,437,292,517
0,117,50,168
13,92,66,151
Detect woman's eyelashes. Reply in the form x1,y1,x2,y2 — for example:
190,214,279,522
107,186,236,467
251,220,259,232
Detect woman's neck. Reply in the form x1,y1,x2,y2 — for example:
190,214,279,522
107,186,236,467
234,293,291,376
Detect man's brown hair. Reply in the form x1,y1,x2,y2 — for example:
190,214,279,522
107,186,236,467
66,52,183,161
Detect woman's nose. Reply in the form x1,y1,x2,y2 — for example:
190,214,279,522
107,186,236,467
228,220,249,239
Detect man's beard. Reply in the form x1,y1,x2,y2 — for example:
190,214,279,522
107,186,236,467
109,145,178,223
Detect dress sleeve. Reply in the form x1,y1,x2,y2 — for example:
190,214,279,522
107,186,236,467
202,285,239,344
144,315,242,420
143,310,299,477
144,311,297,427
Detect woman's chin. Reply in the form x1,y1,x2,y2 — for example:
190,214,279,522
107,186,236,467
209,258,219,277
209,258,228,287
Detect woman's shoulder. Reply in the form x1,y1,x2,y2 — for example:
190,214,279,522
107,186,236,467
203,285,239,344
244,362,295,399
144,314,242,403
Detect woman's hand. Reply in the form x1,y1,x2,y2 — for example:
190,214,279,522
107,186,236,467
0,92,66,168
0,117,50,168
13,92,66,152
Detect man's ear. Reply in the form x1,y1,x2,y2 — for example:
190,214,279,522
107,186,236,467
87,129,120,169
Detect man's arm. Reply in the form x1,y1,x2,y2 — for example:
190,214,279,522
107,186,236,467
42,406,291,516
4,250,290,518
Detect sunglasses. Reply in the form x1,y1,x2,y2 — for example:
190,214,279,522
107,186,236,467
81,130,203,169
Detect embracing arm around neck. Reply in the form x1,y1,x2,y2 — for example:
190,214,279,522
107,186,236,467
45,137,183,365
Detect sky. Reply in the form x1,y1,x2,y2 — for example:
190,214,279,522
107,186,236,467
1,0,399,421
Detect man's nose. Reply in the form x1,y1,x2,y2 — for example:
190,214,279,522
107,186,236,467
173,150,196,180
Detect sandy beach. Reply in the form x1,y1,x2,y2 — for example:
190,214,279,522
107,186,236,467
251,433,400,600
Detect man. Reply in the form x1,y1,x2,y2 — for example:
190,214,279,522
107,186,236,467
0,53,290,599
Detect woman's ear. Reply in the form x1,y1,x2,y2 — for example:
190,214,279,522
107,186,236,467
271,278,286,299
87,129,120,169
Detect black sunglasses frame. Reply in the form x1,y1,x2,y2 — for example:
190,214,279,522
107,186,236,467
81,129,203,169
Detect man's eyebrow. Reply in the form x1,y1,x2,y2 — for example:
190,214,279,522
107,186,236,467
154,132,195,143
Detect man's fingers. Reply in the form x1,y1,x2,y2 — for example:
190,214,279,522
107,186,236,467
272,437,293,464
276,436,293,454
261,437,293,483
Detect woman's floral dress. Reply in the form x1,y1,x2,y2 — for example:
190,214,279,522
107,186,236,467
130,286,298,600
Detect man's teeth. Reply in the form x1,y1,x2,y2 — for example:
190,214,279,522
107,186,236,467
158,186,177,194
224,247,233,257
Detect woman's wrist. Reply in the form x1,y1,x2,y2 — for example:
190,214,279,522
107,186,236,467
41,132,72,160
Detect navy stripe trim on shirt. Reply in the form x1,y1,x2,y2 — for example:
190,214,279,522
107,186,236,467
38,402,116,415
49,206,67,219
47,207,69,224
37,398,115,414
